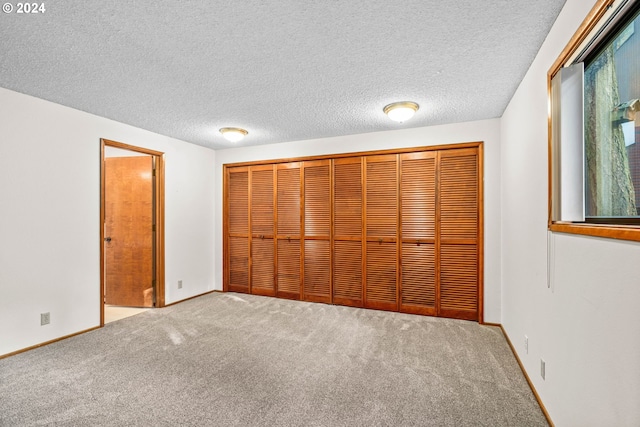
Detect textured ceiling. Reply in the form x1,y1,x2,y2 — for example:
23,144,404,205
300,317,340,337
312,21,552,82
0,0,567,150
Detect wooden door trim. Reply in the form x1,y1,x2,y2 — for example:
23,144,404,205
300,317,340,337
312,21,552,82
100,138,166,327
224,141,483,167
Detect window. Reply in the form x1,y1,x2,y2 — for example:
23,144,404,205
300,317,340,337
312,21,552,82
584,4,640,221
549,0,640,241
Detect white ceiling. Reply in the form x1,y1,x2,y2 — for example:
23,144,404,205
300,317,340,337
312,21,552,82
0,0,567,150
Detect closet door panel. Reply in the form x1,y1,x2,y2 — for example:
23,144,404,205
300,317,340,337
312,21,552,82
440,151,478,243
228,169,249,235
303,239,331,303
333,241,363,307
250,165,275,295
303,160,331,303
227,167,249,293
333,158,363,306
304,161,331,237
251,237,275,296
439,244,477,320
251,166,274,237
365,242,397,311
277,164,301,237
401,153,436,240
276,163,302,299
365,155,398,311
438,148,479,320
334,158,363,238
228,236,249,293
366,155,398,239
401,243,436,315
400,153,436,314
277,238,301,299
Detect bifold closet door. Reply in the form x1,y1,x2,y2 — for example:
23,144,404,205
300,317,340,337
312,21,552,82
276,163,302,300
302,160,332,303
224,143,481,322
333,157,364,307
364,155,398,312
227,167,249,293
400,152,437,316
250,165,275,296
438,148,479,320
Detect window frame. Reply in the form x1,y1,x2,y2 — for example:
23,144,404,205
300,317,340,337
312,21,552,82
548,0,640,242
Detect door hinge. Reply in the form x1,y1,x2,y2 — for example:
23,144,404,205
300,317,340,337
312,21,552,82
152,168,156,177
152,224,156,232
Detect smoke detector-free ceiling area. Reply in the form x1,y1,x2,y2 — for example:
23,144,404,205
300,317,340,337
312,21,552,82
0,0,567,149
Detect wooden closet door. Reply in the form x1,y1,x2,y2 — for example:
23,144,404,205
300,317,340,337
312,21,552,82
250,165,275,296
303,160,331,303
438,148,479,321
227,167,249,293
276,163,302,300
333,157,364,307
400,152,437,316
365,155,398,311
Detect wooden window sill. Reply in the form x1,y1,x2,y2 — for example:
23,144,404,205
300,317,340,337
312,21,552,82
550,222,640,243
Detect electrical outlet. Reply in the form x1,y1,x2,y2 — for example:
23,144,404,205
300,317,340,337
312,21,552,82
541,359,546,380
178,280,183,289
40,312,50,326
524,335,529,354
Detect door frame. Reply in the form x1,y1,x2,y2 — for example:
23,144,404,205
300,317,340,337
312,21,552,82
100,138,166,326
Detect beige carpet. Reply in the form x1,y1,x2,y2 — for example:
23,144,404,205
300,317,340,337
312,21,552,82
0,292,547,426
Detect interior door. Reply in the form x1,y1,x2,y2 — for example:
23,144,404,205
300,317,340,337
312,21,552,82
104,156,154,307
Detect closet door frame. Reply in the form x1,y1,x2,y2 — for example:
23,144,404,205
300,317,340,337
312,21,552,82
223,141,484,323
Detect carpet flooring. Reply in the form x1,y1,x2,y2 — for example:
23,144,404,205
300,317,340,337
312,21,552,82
0,292,548,426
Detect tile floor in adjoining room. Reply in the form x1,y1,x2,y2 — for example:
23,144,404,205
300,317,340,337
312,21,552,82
104,305,149,324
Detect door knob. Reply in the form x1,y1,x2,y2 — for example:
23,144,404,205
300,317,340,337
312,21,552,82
104,237,112,242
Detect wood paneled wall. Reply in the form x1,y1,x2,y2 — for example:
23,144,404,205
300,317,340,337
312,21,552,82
223,142,483,322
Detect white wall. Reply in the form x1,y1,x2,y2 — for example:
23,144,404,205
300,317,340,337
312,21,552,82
0,87,216,356
501,0,640,425
214,119,502,323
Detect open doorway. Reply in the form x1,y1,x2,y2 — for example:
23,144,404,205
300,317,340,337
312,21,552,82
100,139,165,326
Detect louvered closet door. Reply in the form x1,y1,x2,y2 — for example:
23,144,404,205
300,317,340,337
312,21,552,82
250,165,275,296
303,160,331,303
333,157,364,307
227,167,249,293
276,163,302,300
438,148,479,321
365,155,398,311
400,152,437,316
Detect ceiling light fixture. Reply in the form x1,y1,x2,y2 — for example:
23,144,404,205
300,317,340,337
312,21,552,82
219,127,248,143
383,101,419,122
